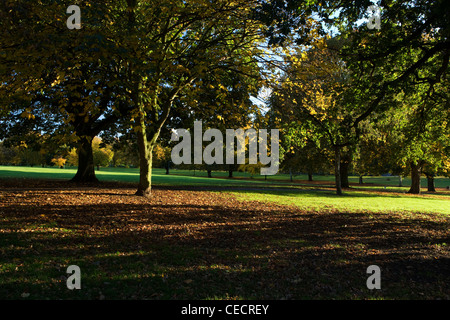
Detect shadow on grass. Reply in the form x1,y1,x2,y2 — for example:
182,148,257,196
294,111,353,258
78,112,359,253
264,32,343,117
0,182,449,300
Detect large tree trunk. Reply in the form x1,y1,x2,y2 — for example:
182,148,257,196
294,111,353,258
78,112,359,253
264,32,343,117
307,171,313,181
334,146,342,196
71,136,98,183
408,162,422,194
426,174,435,192
228,165,233,178
340,161,350,188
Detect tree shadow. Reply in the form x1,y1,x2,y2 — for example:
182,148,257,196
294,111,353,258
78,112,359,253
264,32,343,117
0,183,449,300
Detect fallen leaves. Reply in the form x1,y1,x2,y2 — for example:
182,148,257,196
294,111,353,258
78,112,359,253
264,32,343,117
0,179,449,300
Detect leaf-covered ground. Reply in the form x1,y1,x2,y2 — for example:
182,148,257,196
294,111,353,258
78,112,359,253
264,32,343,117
0,179,449,300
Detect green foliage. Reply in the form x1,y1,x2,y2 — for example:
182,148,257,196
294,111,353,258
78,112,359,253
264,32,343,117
1,0,449,192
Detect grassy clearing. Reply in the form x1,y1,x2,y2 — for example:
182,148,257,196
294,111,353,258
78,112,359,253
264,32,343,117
230,189,450,215
0,165,276,187
1,165,449,190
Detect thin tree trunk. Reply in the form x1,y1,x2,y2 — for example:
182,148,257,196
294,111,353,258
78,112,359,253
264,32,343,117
135,96,154,197
71,136,98,183
165,161,170,175
408,162,421,194
133,75,192,197
334,146,342,196
135,124,153,197
398,175,403,187
228,165,233,178
308,172,313,181
359,175,363,184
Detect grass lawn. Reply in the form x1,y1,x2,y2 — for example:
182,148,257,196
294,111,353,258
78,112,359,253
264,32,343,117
0,165,449,300
2,165,450,189
2,165,449,215
231,189,450,215
0,165,282,187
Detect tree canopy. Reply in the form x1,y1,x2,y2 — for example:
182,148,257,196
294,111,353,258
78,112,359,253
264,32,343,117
1,0,448,195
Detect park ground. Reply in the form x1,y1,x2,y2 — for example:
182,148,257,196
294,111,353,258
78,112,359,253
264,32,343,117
0,165,449,300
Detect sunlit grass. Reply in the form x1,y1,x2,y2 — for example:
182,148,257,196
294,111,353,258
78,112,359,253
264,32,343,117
1,165,449,216
230,189,450,215
1,165,449,191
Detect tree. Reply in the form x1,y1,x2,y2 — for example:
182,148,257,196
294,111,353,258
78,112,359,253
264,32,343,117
152,144,172,174
51,157,67,168
66,147,79,167
0,1,133,183
256,0,450,101
260,0,450,194
354,120,404,184
118,0,267,196
271,36,368,195
281,140,333,181
357,80,450,194
174,61,263,178
66,136,115,169
0,142,17,165
92,137,114,169
395,84,449,194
